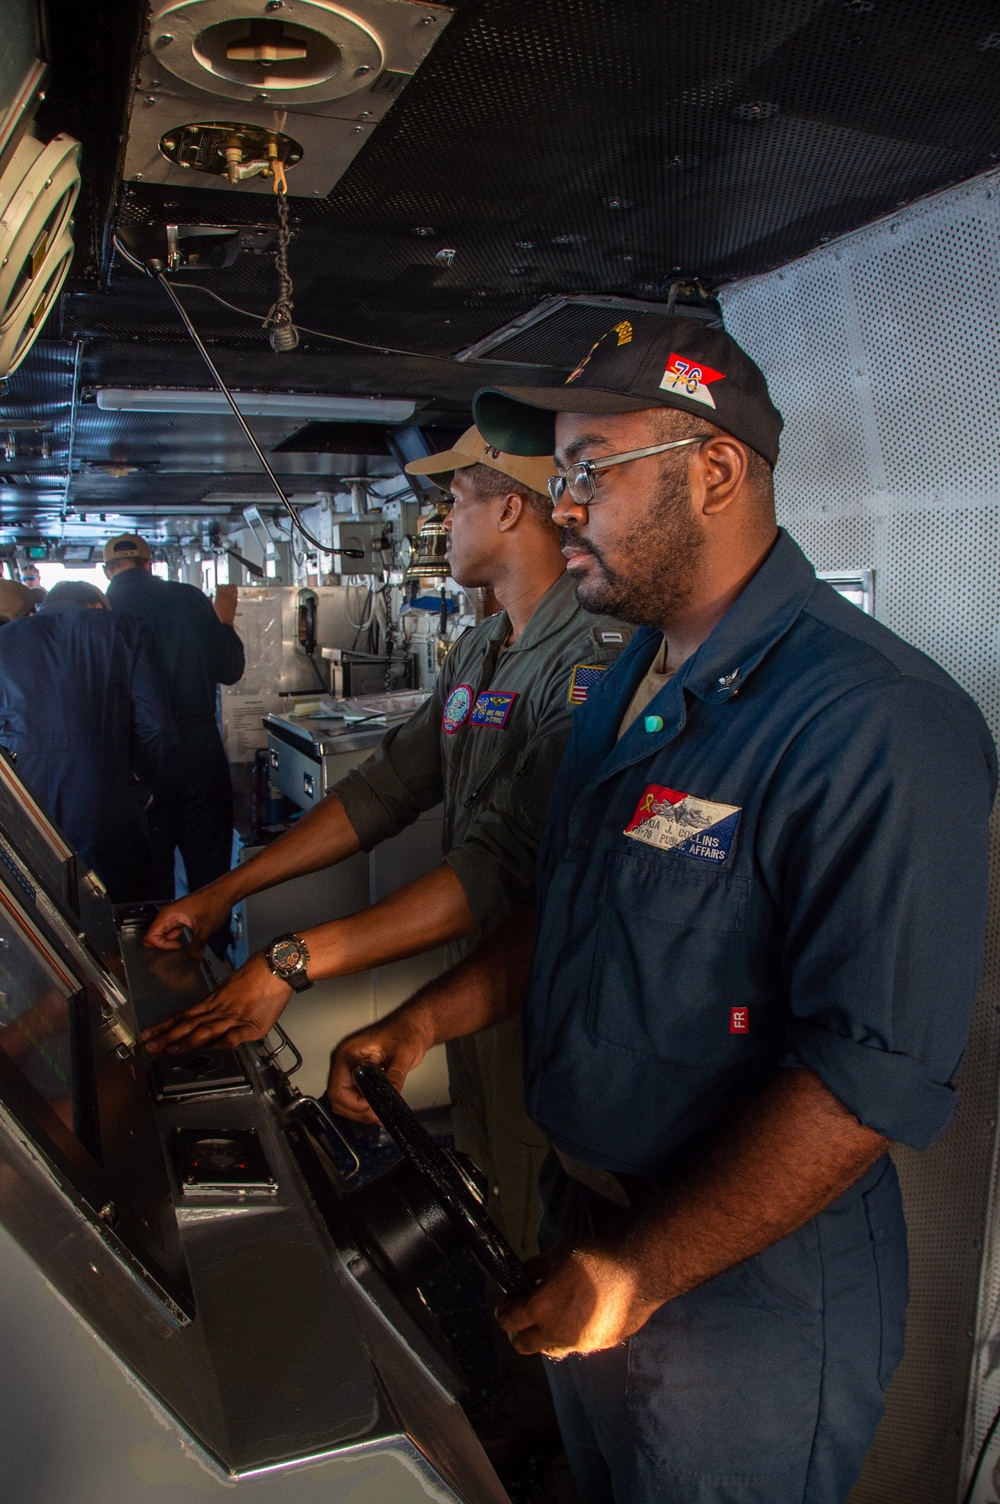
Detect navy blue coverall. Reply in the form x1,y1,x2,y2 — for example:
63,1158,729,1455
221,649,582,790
0,596,175,901
523,530,997,1504
106,567,244,915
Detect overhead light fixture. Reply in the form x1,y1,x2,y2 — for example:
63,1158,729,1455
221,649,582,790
95,390,416,422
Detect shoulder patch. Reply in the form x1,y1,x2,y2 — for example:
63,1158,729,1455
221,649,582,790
442,683,474,734
568,663,608,705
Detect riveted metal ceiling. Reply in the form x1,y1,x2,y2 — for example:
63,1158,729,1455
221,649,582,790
2,0,1000,540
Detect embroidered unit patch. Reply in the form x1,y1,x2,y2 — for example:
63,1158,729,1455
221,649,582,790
469,690,518,728
568,663,607,705
624,784,741,863
442,683,474,734
659,352,726,409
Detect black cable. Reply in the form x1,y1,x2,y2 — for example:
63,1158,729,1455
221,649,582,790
306,651,327,692
111,236,365,561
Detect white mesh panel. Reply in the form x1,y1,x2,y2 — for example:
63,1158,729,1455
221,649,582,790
722,165,1000,1504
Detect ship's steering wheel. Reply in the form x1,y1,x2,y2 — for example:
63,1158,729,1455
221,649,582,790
353,1062,532,1299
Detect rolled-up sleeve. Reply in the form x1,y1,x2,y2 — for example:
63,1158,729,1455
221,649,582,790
761,677,997,1150
330,689,446,850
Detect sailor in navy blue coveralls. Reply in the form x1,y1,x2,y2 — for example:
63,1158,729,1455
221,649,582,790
104,536,244,924
519,528,995,1502
0,585,174,900
462,315,997,1503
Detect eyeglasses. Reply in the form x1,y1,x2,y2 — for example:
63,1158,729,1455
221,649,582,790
547,435,712,509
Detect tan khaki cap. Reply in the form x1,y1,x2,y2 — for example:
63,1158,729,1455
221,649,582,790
0,580,36,620
103,533,152,565
404,425,555,495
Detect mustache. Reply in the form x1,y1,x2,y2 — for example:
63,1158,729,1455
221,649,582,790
560,527,600,558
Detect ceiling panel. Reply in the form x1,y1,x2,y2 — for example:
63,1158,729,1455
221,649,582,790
1,0,997,542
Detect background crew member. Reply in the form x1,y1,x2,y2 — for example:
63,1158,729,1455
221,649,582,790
141,429,627,1270
0,578,38,626
0,580,174,901
326,316,997,1504
103,535,244,939
18,562,45,606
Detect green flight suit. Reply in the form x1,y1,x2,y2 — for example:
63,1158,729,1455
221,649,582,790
331,570,627,1258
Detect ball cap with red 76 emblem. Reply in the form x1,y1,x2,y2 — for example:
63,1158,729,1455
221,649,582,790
473,312,783,467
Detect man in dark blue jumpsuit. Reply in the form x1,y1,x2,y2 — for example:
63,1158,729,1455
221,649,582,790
327,315,997,1503
0,580,174,901
103,535,245,933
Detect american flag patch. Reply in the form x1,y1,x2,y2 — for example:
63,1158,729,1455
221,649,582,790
568,663,607,705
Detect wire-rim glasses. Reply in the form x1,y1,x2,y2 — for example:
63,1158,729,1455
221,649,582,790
547,435,712,508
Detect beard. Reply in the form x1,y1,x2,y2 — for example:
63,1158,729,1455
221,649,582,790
563,465,705,628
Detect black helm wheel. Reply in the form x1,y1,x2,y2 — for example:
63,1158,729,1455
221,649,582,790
353,1062,532,1299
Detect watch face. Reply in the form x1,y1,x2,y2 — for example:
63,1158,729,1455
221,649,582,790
271,938,304,972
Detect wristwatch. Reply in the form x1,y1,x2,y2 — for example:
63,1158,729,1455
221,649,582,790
264,932,313,992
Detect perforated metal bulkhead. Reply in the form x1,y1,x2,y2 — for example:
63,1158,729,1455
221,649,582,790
98,0,1000,357
721,164,1000,1504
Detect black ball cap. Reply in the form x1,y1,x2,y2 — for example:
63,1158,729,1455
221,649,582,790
473,312,783,467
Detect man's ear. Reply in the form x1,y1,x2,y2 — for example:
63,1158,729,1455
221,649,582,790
694,437,750,518
496,491,525,533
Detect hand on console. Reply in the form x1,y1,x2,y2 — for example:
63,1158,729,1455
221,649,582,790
140,952,291,1054
143,885,233,957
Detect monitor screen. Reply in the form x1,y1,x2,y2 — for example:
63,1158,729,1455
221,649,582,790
0,907,81,1143
0,869,193,1323
0,749,73,910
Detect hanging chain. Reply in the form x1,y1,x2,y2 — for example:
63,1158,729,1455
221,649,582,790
264,177,299,352
383,580,397,691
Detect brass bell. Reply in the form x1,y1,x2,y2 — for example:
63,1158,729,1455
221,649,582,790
404,501,451,582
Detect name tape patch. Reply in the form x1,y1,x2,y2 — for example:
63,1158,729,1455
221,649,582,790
624,784,741,863
469,690,518,728
568,663,608,705
442,683,474,735
660,352,725,409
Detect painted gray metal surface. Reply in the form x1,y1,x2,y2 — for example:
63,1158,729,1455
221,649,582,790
0,891,509,1503
236,803,451,1110
721,164,1000,1504
0,1216,464,1504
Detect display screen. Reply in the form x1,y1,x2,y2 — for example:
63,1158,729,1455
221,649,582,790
0,884,94,1154
0,751,74,914
0,948,75,1131
0,775,193,1323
